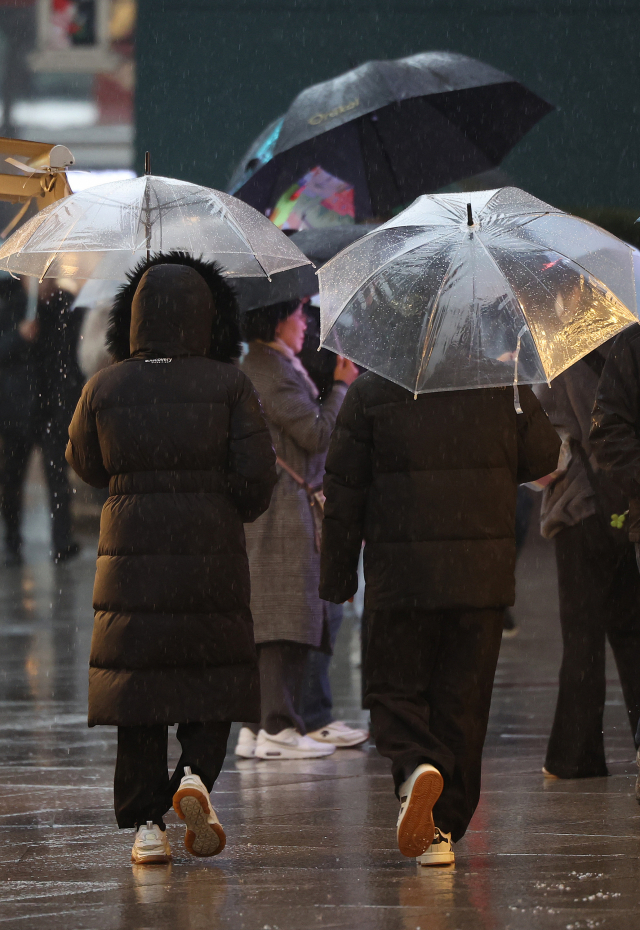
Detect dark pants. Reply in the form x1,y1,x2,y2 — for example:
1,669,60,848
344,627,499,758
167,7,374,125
364,607,504,843
114,721,231,829
247,641,309,736
0,417,74,554
545,516,640,778
300,603,343,731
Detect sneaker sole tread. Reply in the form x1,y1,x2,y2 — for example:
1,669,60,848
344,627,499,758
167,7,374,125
397,769,444,858
173,788,226,857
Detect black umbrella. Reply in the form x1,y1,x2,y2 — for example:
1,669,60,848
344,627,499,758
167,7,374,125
228,51,554,221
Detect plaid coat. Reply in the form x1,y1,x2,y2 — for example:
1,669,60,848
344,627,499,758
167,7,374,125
242,341,347,645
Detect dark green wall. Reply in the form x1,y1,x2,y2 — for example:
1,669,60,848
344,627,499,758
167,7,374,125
136,0,640,210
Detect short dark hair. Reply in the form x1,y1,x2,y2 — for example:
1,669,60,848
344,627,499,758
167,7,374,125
242,299,300,343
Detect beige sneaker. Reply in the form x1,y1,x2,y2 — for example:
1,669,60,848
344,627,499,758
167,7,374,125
397,763,444,857
131,821,172,864
416,827,455,866
172,767,226,857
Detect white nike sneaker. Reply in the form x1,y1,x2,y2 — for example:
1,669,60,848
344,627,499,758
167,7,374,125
131,821,172,864
172,767,226,857
306,720,369,748
416,828,455,866
235,726,257,758
397,763,444,858
255,727,336,759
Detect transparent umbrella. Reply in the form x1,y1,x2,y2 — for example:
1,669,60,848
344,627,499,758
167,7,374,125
0,174,311,281
319,187,637,402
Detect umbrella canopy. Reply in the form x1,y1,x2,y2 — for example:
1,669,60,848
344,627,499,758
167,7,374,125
0,174,311,281
229,52,554,222
318,188,637,397
234,224,378,311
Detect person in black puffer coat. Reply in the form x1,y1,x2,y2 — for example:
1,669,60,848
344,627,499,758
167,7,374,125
66,260,276,863
319,372,559,864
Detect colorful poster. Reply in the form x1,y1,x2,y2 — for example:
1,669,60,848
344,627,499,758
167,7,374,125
270,166,355,230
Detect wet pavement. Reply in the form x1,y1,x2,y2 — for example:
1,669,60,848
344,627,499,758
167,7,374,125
1,471,639,928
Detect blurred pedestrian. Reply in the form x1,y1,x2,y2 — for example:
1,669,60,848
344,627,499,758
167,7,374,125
66,261,276,864
0,273,32,565
0,277,84,565
535,344,640,781
590,323,640,800
320,373,559,865
236,298,364,761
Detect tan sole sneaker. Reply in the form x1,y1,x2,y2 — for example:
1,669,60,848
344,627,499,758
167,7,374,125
397,764,444,858
130,821,172,864
173,787,226,857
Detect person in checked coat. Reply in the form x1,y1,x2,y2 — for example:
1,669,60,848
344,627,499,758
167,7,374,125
66,259,276,865
236,299,363,760
320,372,560,866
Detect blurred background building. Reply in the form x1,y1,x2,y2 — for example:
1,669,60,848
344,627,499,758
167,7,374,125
0,0,134,172
133,0,640,241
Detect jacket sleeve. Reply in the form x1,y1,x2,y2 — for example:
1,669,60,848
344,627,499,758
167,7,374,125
262,371,348,455
590,331,640,498
319,381,372,604
227,372,277,522
65,381,110,488
516,384,561,484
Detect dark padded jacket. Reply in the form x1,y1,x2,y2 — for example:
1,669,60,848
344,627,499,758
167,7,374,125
66,264,277,726
319,372,560,611
591,323,640,540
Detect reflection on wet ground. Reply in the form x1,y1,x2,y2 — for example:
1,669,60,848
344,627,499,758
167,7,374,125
0,478,639,928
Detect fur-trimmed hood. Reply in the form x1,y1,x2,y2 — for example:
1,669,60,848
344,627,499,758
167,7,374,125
106,251,242,363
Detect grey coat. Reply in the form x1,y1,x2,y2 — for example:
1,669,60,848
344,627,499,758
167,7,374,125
534,345,625,539
242,341,347,645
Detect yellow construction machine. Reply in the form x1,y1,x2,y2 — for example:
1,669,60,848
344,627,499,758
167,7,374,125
0,137,73,237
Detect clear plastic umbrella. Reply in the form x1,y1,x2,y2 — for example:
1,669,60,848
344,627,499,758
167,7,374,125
0,174,311,281
319,187,637,402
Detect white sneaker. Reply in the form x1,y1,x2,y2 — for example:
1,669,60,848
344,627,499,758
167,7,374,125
172,767,226,857
255,727,336,759
306,720,369,748
131,821,172,864
416,827,455,866
397,763,444,858
235,726,257,758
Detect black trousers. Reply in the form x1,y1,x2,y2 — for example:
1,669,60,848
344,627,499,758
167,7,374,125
364,607,504,843
545,516,640,778
0,417,73,553
114,721,231,829
246,640,309,735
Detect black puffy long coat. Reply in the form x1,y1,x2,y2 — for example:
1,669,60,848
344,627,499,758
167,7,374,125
319,372,560,610
66,264,276,726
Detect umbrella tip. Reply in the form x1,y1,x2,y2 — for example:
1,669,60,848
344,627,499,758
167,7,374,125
467,203,473,226
144,151,151,176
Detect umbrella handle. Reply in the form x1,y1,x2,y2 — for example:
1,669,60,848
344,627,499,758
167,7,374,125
513,325,527,414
